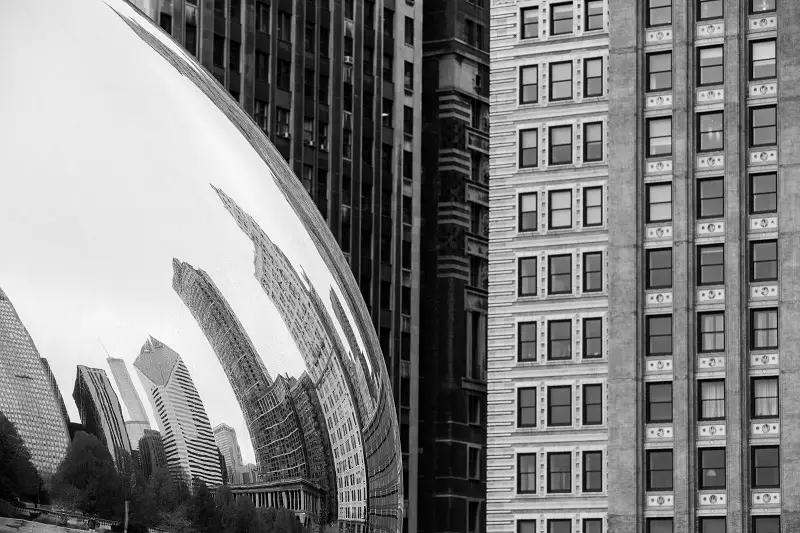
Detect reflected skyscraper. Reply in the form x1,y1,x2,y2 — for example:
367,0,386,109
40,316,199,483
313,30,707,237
41,357,70,429
107,357,151,450
0,287,70,478
138,428,168,479
213,423,244,484
134,336,223,488
73,365,132,465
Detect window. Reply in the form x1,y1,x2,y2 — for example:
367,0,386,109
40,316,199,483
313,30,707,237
277,59,291,91
646,248,672,289
647,116,672,157
697,178,724,219
518,258,537,296
751,240,778,282
547,452,571,493
185,22,197,56
647,519,673,533
343,130,352,159
585,0,603,31
752,517,780,533
646,449,673,491
384,8,394,36
405,16,414,46
518,387,537,427
647,51,672,92
302,118,314,144
549,126,573,165
159,13,172,34
699,518,726,533
468,501,480,533
255,1,269,32
404,61,414,91
750,105,777,147
752,446,779,488
517,453,536,493
344,0,353,19
213,34,225,68
699,380,725,421
363,47,374,76
254,100,268,132
582,451,602,492
403,106,413,135
548,320,572,361
698,0,723,19
580,317,603,359
518,322,537,362
548,254,572,295
520,65,538,104
750,39,776,80
583,520,602,533
467,394,481,425
519,129,538,167
319,27,329,57
518,521,536,533
365,0,375,27
699,448,726,490
467,447,481,480
304,70,315,99
698,46,724,86
646,382,673,423
698,111,724,152
647,0,671,26
521,7,539,39
751,308,778,350
318,123,328,148
583,252,603,293
646,182,672,223
255,51,268,81
276,107,290,136
646,315,672,356
751,0,776,13
698,244,724,286
383,53,393,82
548,190,572,229
584,58,603,97
750,173,777,214
584,123,603,162
549,62,573,101
548,521,571,533
583,383,603,424
583,186,603,227
519,193,537,232
305,22,315,53
698,312,725,352
550,3,573,35
752,376,779,418
277,11,291,42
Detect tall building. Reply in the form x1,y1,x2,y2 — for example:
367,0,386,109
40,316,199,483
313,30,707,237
138,428,169,479
134,336,223,488
489,1,795,533
107,356,152,450
73,365,133,465
41,358,71,429
0,287,70,478
214,423,245,484
134,2,421,526
419,1,489,532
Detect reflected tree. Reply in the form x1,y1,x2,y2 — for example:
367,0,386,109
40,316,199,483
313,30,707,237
0,411,46,503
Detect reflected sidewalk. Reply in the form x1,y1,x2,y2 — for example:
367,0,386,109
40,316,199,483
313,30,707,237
0,517,85,533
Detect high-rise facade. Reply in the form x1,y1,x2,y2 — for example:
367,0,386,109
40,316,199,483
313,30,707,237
133,2,422,525
214,422,245,484
134,336,223,488
41,358,71,429
73,365,133,465
489,1,797,533
107,356,152,450
419,1,489,532
138,428,169,479
0,287,70,478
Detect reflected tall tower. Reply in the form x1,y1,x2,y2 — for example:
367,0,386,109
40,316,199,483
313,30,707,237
213,423,243,484
0,287,70,478
41,357,70,429
107,357,151,450
134,336,222,488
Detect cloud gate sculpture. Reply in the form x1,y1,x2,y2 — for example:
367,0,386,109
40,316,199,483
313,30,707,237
0,2,402,532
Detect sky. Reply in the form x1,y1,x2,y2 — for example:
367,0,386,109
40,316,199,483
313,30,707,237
0,0,370,465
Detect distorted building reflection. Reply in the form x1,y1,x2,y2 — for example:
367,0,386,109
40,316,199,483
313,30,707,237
107,356,152,451
137,428,168,479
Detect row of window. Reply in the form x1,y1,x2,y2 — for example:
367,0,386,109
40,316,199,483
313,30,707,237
644,516,779,533
518,187,603,232
647,40,776,92
518,384,603,427
644,308,778,355
645,173,777,224
517,518,603,533
517,317,603,362
520,1,605,40
519,123,605,167
518,252,604,297
517,450,604,494
519,58,605,104
646,0,776,27
644,377,779,424
645,106,777,159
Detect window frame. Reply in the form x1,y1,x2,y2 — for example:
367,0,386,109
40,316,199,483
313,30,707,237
548,254,573,295
518,520,537,533
547,319,572,361
751,446,780,489
582,383,603,424
750,172,777,215
517,387,537,428
750,0,776,14
646,519,674,533
549,125,573,165
646,248,673,290
698,447,726,490
521,7,539,39
518,192,538,232
582,317,603,360
646,449,674,491
698,311,725,353
697,45,724,87
697,110,724,153
646,0,672,27
548,190,573,230
646,51,672,92
699,518,726,533
753,517,780,533
583,519,602,533
697,244,725,286
585,0,603,31
751,376,779,419
518,322,537,362
584,58,604,98
749,39,777,81
518,257,538,297
519,129,539,168
548,520,571,533
697,0,723,20
646,314,672,357
517,453,537,494
697,177,724,219
646,381,673,424
582,450,603,493
698,379,726,421
547,451,572,493
750,308,779,350
550,2,574,36
750,239,778,282
583,251,603,293
647,116,673,157
547,385,572,427
520,65,539,104
646,182,672,223
583,123,604,163
549,61,574,102
583,186,603,227
749,105,777,148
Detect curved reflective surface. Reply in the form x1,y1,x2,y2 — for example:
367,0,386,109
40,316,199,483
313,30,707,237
0,2,402,532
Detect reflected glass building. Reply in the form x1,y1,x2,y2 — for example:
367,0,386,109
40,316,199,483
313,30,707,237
213,423,245,484
107,356,152,451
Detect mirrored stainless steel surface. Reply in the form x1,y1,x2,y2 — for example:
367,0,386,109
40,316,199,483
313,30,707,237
0,2,402,532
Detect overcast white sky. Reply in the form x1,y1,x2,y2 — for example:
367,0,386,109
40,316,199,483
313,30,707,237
0,0,368,464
